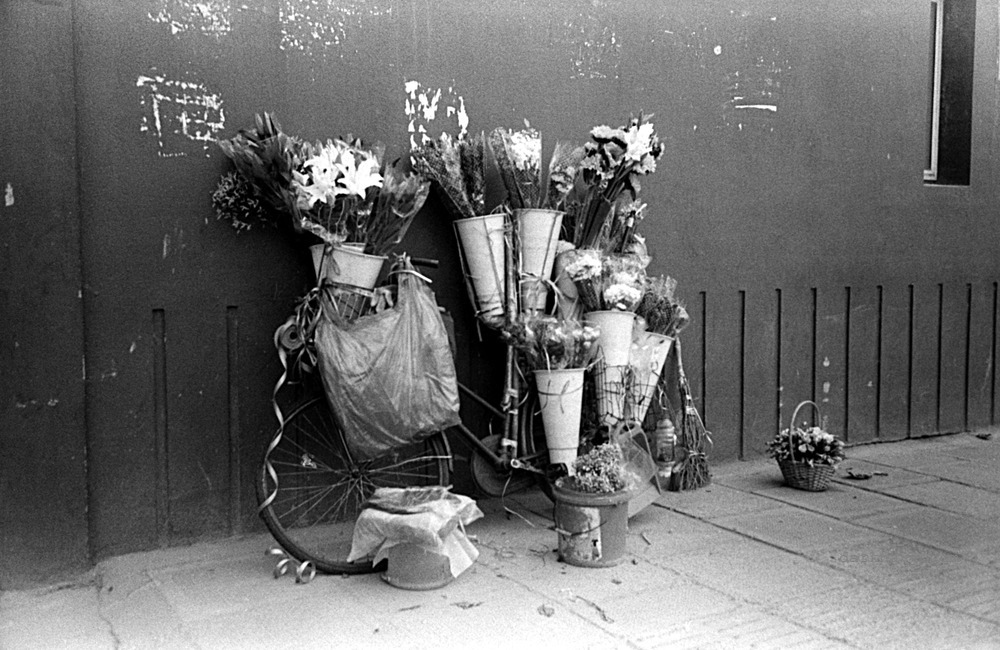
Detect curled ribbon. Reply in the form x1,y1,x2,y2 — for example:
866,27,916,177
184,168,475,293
267,547,316,584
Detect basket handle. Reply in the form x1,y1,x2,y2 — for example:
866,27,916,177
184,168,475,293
787,400,822,464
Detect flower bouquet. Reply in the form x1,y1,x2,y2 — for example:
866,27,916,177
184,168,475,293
503,315,600,472
489,125,586,312
561,114,664,252
411,132,507,326
767,401,845,491
214,112,309,233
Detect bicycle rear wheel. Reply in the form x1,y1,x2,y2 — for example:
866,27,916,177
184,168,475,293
257,395,452,574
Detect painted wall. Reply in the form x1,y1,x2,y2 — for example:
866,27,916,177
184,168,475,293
3,0,999,586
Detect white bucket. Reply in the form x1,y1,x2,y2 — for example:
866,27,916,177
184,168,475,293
534,368,585,473
454,214,506,323
630,332,674,425
516,209,563,313
585,310,636,366
309,243,386,290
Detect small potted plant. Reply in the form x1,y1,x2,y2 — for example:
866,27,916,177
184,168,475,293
767,400,845,491
552,442,641,568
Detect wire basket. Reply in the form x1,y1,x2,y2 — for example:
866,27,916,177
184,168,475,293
777,400,836,492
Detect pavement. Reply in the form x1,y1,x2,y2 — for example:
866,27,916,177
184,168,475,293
4,431,1000,650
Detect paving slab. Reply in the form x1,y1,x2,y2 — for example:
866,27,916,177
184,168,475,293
879,479,1000,520
6,434,1000,649
710,505,890,553
852,506,1000,557
749,482,908,521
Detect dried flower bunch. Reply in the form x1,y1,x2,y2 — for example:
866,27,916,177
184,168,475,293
410,132,487,220
767,423,845,467
561,114,664,251
502,314,600,371
489,124,585,211
634,275,690,337
563,250,648,312
561,443,639,494
211,171,269,232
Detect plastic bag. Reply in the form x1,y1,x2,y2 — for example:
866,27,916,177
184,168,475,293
314,264,461,460
347,487,483,578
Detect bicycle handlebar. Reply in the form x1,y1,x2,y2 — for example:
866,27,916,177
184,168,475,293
410,257,440,269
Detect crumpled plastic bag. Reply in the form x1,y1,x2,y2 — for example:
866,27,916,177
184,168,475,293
314,265,461,460
347,487,483,578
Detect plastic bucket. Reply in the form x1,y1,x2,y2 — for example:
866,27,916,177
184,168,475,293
516,209,563,312
381,543,455,590
534,368,584,473
309,243,386,290
552,483,630,568
454,214,506,324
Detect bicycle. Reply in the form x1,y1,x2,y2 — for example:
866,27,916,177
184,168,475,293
257,235,673,576
257,252,557,576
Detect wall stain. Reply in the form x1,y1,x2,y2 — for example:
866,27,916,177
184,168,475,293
137,70,226,158
404,80,469,148
279,0,392,58
148,0,234,37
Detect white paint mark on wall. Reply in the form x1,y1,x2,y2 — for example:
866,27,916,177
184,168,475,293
734,104,778,112
404,81,469,148
280,0,392,57
556,0,621,80
137,71,225,157
163,234,172,258
4,183,12,207
148,0,233,37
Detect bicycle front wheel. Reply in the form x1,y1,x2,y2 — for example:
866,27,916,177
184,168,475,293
257,395,452,574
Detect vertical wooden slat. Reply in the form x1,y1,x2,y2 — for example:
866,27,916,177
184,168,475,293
879,283,911,440
703,288,742,461
742,288,779,457
681,291,706,422
966,281,995,430
847,286,879,443
938,282,969,432
815,286,847,438
780,286,815,430
910,283,941,436
152,308,169,548
226,306,241,536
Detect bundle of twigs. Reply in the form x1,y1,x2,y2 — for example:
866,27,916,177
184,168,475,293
670,338,712,490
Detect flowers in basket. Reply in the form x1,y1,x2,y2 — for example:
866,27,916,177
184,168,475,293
557,443,640,494
561,114,664,251
767,401,845,491
766,424,845,469
502,314,600,371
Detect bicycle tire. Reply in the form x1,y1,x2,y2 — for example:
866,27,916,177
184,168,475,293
257,395,452,575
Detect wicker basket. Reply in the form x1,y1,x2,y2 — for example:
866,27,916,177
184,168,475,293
777,458,835,491
777,400,837,492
